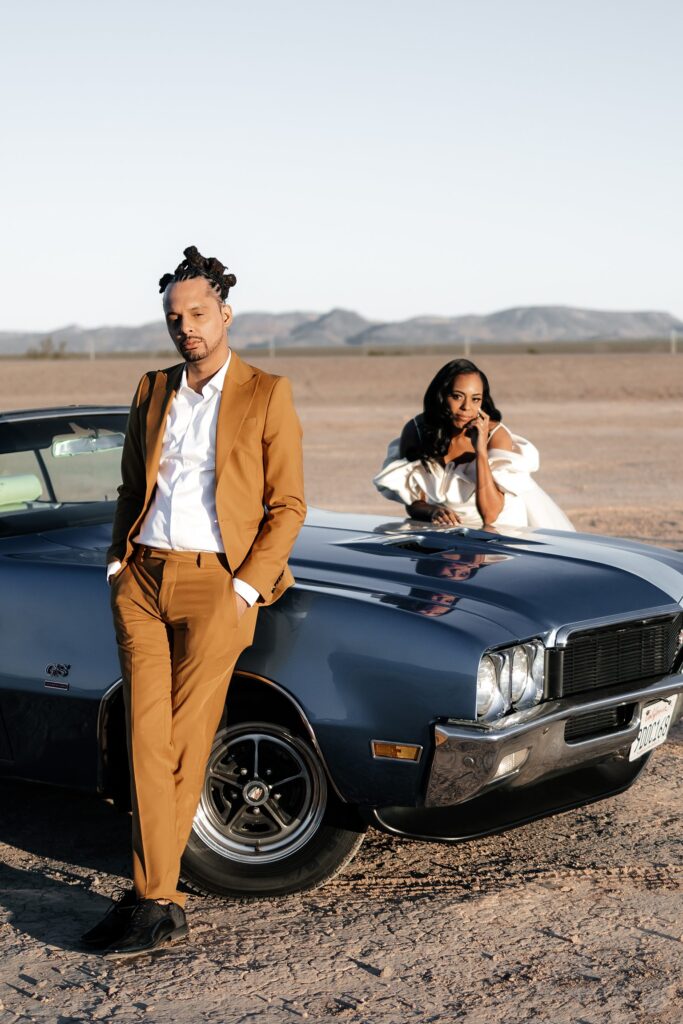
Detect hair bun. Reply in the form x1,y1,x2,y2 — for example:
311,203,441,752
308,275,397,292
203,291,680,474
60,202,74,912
160,246,237,298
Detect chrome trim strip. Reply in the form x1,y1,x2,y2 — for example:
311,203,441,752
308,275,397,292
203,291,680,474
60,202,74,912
0,406,129,423
233,670,347,803
95,677,123,794
97,677,123,748
548,604,682,648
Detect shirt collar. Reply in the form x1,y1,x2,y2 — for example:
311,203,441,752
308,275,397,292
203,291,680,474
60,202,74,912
179,349,231,396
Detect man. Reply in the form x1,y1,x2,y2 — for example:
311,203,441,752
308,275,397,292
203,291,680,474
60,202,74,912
81,246,306,957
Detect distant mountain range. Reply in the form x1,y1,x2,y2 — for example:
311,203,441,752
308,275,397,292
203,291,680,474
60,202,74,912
1,305,682,355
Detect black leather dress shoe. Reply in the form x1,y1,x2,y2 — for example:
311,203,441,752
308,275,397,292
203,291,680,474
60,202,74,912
80,887,138,950
104,900,188,958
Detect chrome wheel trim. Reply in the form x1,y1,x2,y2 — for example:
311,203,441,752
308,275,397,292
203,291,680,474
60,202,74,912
193,724,328,865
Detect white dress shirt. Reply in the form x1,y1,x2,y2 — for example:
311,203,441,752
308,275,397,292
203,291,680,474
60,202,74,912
107,351,260,605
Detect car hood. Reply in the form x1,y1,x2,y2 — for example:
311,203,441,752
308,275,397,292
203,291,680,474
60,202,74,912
3,511,682,643
293,510,683,640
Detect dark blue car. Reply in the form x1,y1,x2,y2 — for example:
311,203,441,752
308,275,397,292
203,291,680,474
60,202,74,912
1,406,682,897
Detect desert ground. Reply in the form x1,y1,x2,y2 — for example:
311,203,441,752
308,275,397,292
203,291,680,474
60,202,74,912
0,352,682,1023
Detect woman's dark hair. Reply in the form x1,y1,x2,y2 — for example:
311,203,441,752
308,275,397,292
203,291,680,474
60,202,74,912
159,245,236,301
420,359,502,463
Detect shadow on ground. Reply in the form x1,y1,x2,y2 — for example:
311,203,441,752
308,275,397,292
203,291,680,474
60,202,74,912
0,780,130,874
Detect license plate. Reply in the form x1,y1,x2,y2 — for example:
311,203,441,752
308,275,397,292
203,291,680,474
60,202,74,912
629,698,675,761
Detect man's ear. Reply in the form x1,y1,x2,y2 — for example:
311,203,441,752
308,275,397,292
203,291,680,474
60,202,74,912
223,303,233,329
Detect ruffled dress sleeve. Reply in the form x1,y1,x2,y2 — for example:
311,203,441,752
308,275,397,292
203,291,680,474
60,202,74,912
489,432,574,530
487,434,540,496
372,438,426,506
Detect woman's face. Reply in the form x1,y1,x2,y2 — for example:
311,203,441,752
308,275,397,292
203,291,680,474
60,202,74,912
446,372,484,426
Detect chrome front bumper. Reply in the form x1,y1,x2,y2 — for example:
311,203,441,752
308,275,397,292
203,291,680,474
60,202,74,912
425,674,683,808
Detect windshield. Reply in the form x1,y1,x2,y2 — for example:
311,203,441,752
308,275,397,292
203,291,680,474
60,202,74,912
0,413,128,522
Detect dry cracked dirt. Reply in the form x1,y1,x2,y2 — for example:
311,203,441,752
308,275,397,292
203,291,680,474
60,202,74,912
1,725,681,1024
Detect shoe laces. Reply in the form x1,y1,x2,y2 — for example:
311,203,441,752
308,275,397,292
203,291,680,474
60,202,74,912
129,899,167,924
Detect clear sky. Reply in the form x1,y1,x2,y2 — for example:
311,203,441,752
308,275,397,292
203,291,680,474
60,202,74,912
1,0,681,330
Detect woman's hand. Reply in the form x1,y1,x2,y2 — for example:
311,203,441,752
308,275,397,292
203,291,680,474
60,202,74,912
406,497,460,525
466,410,490,454
430,505,461,526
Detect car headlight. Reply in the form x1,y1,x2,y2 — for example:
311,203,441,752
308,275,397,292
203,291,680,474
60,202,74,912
475,640,545,720
510,647,528,703
476,656,498,716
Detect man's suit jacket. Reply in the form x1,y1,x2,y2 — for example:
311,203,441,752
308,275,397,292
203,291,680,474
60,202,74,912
107,350,306,605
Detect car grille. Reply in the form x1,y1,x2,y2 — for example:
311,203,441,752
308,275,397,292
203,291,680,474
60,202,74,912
548,612,683,699
564,704,635,743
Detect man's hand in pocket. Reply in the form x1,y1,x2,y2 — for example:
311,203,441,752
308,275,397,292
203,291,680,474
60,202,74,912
234,592,248,620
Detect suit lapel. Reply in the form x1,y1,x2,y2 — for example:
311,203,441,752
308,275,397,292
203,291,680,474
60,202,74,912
144,364,183,498
215,350,258,483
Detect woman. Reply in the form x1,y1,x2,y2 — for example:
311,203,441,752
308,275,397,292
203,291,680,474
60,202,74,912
373,358,573,531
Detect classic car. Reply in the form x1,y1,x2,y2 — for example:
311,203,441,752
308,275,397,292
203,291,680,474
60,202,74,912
1,405,682,898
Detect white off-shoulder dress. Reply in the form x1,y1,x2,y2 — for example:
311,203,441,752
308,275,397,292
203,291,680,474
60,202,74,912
373,422,574,531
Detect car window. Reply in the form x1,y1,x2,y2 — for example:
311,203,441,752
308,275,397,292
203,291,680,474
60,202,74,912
0,413,128,514
0,450,49,506
44,435,124,502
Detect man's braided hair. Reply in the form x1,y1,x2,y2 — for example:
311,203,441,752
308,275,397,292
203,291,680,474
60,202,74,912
159,245,237,302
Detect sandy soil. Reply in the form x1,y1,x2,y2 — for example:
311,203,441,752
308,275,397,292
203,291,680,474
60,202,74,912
1,352,682,1022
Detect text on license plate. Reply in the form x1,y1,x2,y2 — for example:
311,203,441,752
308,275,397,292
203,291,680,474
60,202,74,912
629,698,675,762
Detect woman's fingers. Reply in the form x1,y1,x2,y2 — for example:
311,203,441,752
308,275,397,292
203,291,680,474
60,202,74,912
431,506,460,525
471,411,490,450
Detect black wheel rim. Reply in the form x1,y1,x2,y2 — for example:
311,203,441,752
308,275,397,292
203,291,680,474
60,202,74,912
193,723,327,864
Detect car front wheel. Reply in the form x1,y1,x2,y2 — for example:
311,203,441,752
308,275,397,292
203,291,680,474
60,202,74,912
181,720,365,898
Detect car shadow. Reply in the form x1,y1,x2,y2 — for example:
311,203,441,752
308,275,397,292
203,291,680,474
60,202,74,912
0,779,130,874
0,861,115,951
0,779,133,950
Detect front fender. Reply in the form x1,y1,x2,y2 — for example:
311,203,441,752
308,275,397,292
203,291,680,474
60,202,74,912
237,583,517,807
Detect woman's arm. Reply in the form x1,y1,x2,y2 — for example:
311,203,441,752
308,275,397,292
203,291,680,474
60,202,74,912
470,414,505,525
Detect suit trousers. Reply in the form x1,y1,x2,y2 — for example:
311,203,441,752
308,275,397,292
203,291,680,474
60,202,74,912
110,545,258,906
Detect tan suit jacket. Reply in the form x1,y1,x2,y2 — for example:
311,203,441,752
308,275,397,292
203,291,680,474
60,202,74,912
108,350,306,604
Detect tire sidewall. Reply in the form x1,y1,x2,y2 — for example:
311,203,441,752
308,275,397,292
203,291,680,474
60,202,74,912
181,720,364,898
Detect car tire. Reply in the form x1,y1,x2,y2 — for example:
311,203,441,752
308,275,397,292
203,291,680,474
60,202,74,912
180,720,366,898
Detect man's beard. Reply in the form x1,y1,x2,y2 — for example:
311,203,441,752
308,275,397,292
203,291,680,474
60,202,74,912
179,339,207,362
